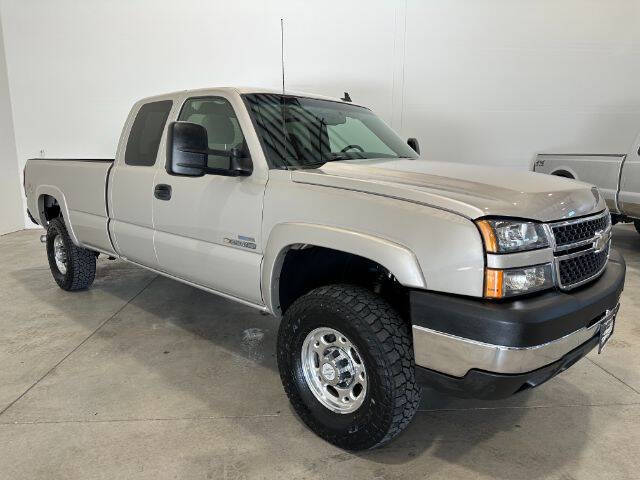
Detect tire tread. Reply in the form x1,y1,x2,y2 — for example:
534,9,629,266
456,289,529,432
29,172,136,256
278,284,421,450
47,218,96,291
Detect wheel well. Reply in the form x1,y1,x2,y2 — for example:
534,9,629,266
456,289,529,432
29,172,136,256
39,194,62,222
552,170,574,179
277,245,410,318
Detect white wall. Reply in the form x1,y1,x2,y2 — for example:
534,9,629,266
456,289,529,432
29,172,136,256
402,0,640,166
1,0,640,228
0,7,22,235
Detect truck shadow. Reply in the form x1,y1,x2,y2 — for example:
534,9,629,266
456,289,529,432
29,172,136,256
9,255,593,479
611,224,640,259
350,385,591,479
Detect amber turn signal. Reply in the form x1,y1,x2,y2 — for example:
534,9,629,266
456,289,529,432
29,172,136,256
484,268,504,299
476,220,498,253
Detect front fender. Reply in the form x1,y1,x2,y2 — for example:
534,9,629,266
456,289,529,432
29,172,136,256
261,222,426,314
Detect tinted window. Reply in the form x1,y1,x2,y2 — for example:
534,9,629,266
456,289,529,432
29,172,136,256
243,93,417,169
328,117,396,155
125,100,173,166
178,97,248,170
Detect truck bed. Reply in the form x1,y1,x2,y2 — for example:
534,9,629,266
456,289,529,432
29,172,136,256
24,158,115,254
533,153,625,213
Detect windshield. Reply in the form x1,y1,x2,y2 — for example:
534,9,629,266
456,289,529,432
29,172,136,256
243,93,418,169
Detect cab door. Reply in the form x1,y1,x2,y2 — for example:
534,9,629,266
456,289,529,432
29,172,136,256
109,99,174,267
152,94,265,304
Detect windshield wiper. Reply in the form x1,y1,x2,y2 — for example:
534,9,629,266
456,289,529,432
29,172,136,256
326,154,353,161
286,153,370,170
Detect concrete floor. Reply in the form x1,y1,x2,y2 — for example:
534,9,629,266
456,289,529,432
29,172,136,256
0,227,639,480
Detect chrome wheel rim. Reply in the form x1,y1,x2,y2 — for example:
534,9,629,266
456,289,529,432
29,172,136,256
301,327,367,414
53,235,68,274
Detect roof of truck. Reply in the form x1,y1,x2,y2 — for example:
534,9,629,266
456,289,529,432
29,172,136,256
137,87,364,107
237,86,348,102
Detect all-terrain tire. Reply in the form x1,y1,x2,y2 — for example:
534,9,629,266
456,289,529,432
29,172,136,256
277,284,421,450
46,217,96,291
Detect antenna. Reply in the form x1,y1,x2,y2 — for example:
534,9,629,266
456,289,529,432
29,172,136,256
280,18,285,94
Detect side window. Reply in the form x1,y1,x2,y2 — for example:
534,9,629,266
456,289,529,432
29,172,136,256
125,100,173,166
178,97,247,170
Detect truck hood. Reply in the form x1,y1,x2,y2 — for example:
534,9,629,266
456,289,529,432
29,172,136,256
290,159,605,222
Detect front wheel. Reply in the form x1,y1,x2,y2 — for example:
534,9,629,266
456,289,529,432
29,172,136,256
46,217,96,291
277,284,421,450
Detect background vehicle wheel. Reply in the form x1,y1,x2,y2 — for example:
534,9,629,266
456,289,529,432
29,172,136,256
277,284,421,450
46,217,96,291
635,220,640,235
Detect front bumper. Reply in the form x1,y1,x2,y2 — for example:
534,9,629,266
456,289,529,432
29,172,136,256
411,248,626,399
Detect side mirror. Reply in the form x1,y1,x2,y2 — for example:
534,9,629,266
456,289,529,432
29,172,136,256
228,146,253,176
167,122,207,176
407,137,420,155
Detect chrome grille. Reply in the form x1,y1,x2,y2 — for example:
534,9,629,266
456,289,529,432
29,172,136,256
548,211,611,290
558,244,609,287
552,214,609,247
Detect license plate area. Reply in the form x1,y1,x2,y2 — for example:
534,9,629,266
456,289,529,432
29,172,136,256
598,305,618,353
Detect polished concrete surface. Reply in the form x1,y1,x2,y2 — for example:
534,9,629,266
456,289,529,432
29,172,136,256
1,225,639,480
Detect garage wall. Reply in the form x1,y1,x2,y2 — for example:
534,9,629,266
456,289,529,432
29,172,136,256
401,0,640,166
1,0,640,228
0,8,22,235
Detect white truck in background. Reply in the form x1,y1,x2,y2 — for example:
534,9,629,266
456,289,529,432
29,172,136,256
23,87,626,450
533,131,640,231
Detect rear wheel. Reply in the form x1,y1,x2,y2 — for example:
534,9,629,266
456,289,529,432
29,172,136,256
552,170,574,179
46,217,96,291
277,284,421,450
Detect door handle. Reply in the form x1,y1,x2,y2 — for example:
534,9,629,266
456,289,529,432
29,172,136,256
154,184,172,201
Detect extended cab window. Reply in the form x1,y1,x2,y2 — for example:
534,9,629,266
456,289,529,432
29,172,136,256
178,97,247,170
125,100,173,166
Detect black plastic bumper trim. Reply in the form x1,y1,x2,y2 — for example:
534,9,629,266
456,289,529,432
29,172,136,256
410,249,625,348
415,334,599,400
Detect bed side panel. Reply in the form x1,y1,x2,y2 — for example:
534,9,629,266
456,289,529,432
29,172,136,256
28,159,115,253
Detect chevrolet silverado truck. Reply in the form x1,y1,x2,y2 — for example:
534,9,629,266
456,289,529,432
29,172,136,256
24,87,626,450
533,130,640,231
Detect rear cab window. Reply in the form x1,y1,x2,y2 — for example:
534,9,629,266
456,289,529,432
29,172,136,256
125,100,173,166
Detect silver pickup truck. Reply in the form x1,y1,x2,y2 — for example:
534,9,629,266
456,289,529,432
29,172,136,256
533,132,640,230
24,87,626,450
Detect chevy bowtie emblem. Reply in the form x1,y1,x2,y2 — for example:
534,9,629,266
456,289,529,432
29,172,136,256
593,230,610,253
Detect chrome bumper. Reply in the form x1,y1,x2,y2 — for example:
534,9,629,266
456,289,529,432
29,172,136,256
412,304,619,378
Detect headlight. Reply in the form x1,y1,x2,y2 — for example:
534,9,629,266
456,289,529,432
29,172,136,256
476,219,549,253
485,264,554,298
